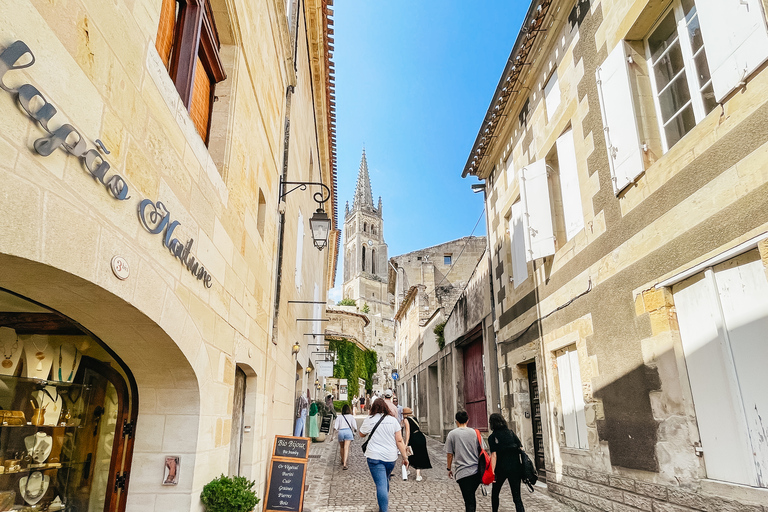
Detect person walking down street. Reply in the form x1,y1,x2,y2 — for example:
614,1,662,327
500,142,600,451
308,399,320,438
383,389,398,418
352,396,359,415
402,407,432,481
326,393,336,418
445,411,485,512
359,398,409,512
488,413,525,512
360,394,366,413
393,396,403,424
332,404,357,469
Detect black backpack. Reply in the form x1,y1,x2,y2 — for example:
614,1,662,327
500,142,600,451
520,451,538,492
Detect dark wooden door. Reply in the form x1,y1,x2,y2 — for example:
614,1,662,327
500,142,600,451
463,338,488,431
527,362,546,482
229,367,246,476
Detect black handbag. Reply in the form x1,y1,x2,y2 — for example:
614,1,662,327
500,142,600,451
361,415,386,454
520,451,538,492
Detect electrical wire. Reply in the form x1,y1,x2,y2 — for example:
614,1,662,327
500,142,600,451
498,278,593,346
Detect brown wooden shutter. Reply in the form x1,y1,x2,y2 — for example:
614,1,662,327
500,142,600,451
190,56,212,143
155,0,177,68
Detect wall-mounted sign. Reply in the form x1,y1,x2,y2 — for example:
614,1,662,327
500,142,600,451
111,256,130,280
315,361,333,377
0,41,212,289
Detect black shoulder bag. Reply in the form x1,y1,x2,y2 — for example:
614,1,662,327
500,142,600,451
361,415,387,454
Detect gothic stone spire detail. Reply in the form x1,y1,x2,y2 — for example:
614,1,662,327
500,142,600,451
353,149,374,209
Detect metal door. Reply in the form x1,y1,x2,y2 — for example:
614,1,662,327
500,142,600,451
463,338,488,431
527,362,546,482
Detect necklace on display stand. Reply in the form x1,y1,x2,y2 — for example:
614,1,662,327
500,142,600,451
58,346,78,382
1,338,17,369
20,470,48,503
31,338,48,371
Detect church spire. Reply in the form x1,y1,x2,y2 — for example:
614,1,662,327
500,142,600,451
353,149,374,210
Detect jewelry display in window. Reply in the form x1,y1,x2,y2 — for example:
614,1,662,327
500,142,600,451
29,398,46,427
0,490,14,511
48,495,64,511
21,335,54,380
33,386,62,426
25,433,53,465
52,343,80,383
0,327,21,376
18,471,49,505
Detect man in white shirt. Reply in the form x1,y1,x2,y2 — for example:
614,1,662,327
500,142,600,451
383,389,399,418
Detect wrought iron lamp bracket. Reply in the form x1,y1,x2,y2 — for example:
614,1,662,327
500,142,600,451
279,179,332,206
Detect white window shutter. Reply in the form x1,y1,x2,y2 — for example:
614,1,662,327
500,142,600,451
568,349,589,449
510,202,528,289
520,159,556,261
544,70,561,119
557,350,579,448
505,154,515,188
595,41,644,194
555,129,585,242
295,210,304,289
696,0,768,102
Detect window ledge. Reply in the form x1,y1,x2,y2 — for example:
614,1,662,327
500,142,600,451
700,478,768,506
145,46,229,208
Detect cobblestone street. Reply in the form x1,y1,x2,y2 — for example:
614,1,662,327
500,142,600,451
303,416,572,512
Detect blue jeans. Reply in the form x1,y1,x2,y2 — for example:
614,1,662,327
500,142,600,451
366,458,396,512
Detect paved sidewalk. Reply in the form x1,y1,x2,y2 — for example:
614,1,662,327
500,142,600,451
303,415,573,512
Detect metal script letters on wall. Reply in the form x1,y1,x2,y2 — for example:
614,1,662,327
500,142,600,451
0,40,212,288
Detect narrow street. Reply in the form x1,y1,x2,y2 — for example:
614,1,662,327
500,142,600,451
303,416,572,512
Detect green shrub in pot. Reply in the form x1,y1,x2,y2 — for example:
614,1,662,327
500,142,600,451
201,474,260,512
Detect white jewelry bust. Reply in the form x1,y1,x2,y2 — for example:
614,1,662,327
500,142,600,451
24,432,53,463
0,327,21,376
22,335,54,380
52,341,81,383
19,471,49,505
34,386,63,426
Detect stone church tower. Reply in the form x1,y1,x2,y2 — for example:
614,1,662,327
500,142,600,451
341,150,395,391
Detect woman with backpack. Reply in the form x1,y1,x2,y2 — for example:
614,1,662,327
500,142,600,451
488,412,525,512
359,398,409,512
332,403,357,469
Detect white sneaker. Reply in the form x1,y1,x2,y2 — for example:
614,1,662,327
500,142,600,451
416,475,422,482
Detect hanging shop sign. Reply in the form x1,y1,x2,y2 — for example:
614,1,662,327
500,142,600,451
0,41,212,288
315,361,333,377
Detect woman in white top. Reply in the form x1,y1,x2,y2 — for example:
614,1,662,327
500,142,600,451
332,404,357,469
359,398,409,512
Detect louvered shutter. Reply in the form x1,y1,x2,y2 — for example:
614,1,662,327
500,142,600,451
555,129,585,241
190,57,213,143
510,201,528,289
520,159,555,261
696,0,768,102
595,42,644,194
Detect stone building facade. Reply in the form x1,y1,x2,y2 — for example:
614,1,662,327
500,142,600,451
463,0,768,510
340,150,394,392
390,236,487,432
0,0,337,511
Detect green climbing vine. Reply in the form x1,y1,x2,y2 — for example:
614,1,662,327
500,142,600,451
328,338,378,399
434,321,446,350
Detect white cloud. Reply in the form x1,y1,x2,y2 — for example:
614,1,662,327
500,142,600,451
328,285,342,304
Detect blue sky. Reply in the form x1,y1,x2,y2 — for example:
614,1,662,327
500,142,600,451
331,1,528,290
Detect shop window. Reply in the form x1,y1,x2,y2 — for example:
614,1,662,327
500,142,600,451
0,289,135,511
555,345,588,449
155,0,227,144
645,0,715,151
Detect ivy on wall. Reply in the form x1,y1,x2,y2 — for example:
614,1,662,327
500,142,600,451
434,322,446,350
328,338,378,399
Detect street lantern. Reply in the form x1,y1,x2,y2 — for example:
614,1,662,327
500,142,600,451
291,341,300,355
315,379,321,390
309,208,331,250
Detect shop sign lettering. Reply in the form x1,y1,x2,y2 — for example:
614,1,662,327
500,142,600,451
0,41,212,289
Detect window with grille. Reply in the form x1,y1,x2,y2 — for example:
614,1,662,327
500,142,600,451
155,0,226,144
646,0,716,151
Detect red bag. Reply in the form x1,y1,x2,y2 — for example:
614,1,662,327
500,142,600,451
475,429,494,485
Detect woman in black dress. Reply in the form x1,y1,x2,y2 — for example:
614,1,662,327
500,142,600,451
402,407,431,480
488,412,524,512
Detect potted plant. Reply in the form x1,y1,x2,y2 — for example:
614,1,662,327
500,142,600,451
201,474,260,512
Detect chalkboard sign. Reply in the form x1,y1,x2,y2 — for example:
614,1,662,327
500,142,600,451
272,436,310,460
319,415,332,434
264,458,307,512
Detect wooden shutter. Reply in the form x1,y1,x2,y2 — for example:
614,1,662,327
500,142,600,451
595,41,644,194
696,0,768,102
520,159,555,261
156,0,177,68
190,57,213,143
510,201,528,289
555,129,584,241
673,270,759,486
